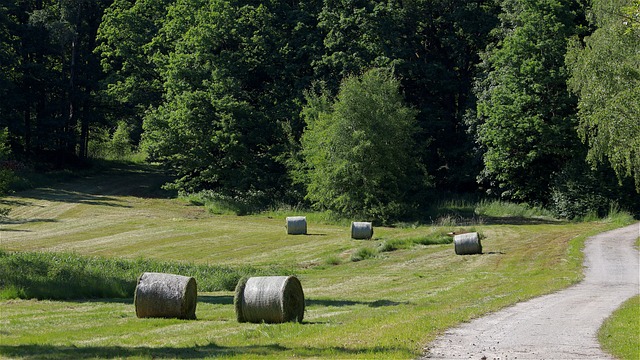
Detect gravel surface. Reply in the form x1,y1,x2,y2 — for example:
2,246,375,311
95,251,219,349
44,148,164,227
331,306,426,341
422,222,640,360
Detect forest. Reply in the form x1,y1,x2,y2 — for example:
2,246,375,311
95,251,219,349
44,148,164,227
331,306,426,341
1,0,639,223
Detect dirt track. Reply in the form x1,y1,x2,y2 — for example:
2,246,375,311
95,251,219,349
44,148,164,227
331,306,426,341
423,222,640,360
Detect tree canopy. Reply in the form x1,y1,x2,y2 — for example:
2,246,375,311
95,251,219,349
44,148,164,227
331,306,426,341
299,68,425,222
0,0,638,220
567,0,640,192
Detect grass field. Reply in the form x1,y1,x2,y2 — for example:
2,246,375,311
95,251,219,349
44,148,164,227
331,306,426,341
599,295,640,360
0,164,635,359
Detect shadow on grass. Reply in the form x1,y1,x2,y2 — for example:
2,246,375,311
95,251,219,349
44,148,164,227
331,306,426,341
0,199,36,207
198,295,233,305
0,343,411,359
28,188,132,208
0,218,58,225
480,216,566,226
11,162,175,205
198,296,408,308
306,298,409,307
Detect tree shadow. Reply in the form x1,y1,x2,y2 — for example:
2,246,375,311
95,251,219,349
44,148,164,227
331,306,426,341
0,218,58,225
0,343,410,359
306,298,409,307
198,295,233,305
25,188,131,208
0,199,36,207
197,296,407,308
479,216,567,226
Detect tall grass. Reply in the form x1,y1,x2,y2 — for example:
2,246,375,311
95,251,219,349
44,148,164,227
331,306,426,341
0,250,289,300
474,199,555,219
378,232,453,252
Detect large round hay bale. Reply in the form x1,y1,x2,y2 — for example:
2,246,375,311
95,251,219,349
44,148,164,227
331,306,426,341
286,216,307,235
454,232,482,255
234,276,305,323
351,221,373,239
134,272,197,320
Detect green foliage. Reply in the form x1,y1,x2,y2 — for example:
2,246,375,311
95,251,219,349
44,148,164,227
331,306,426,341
300,68,427,223
181,190,268,216
0,127,15,218
550,159,640,219
566,0,640,192
0,128,14,197
475,200,555,219
0,250,288,300
472,0,584,203
88,122,136,161
140,0,303,199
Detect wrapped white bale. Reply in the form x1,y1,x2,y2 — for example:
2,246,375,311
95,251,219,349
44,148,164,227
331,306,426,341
351,221,373,239
234,276,305,323
286,216,307,235
454,232,482,255
134,272,197,320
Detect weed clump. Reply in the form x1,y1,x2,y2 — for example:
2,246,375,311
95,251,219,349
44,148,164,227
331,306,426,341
350,247,378,262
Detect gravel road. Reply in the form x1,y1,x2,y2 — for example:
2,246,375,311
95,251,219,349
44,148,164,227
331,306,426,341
422,222,640,360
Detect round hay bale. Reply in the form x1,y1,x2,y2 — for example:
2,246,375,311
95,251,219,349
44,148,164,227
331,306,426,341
351,221,373,239
234,275,305,323
286,216,307,235
454,232,482,255
134,272,197,320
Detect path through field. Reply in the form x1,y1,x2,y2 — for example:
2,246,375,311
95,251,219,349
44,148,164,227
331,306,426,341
423,222,640,359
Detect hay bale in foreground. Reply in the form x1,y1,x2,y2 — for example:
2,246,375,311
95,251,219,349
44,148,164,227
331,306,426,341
454,232,482,255
234,276,305,323
351,221,373,239
134,272,197,320
286,216,307,235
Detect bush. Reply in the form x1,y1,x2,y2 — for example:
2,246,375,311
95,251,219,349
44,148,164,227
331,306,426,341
299,68,427,224
87,122,136,161
550,161,640,219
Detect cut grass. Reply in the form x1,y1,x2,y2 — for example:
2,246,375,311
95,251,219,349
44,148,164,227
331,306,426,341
0,166,635,359
598,295,640,360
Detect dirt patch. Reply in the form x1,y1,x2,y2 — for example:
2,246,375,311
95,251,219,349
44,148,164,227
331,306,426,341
422,222,640,360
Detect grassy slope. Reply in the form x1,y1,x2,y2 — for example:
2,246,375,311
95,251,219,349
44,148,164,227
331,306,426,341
0,166,633,359
599,295,640,360
598,237,640,360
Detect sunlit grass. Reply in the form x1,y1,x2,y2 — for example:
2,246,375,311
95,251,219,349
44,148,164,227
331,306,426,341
599,295,640,360
0,250,289,300
0,166,635,359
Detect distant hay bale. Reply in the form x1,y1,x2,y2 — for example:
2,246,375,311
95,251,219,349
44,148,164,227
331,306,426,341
351,221,373,239
234,276,305,323
286,216,307,235
454,232,482,255
134,272,197,320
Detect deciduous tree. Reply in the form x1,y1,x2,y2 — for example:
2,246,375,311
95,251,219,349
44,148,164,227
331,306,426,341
299,68,426,222
566,0,640,192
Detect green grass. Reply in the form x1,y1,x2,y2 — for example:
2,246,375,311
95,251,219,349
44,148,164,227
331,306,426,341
0,166,636,359
598,295,640,360
0,250,289,300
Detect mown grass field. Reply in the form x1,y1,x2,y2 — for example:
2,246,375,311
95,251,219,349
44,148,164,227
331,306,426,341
0,165,634,359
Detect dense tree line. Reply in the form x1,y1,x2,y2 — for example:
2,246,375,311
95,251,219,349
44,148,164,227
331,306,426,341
1,0,638,221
